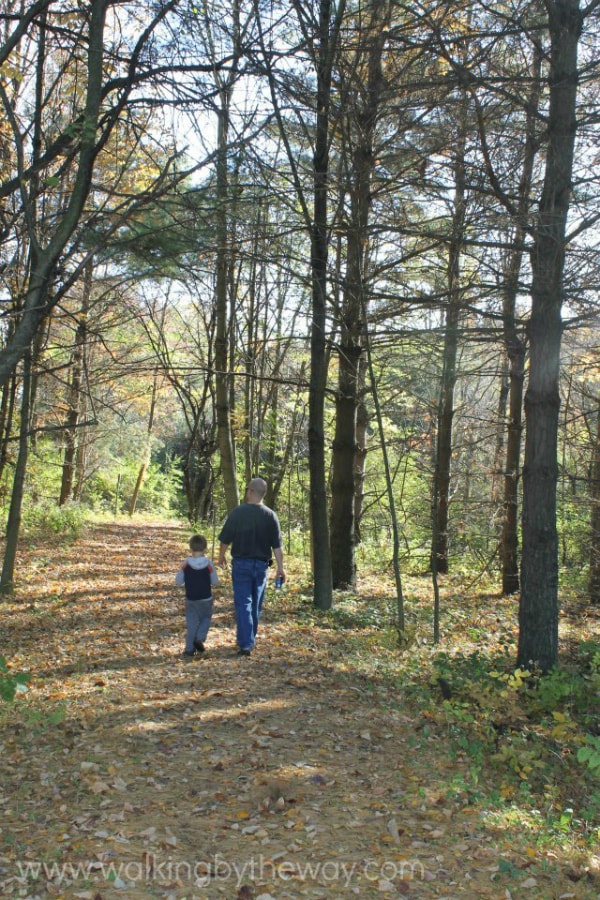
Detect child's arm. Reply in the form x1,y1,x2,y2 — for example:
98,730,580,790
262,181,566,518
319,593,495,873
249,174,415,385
208,559,219,587
175,564,186,587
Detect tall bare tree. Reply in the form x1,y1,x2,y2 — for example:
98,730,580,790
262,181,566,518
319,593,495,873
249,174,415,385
330,0,390,588
253,0,347,608
518,0,590,671
497,48,542,595
59,261,92,506
431,95,469,575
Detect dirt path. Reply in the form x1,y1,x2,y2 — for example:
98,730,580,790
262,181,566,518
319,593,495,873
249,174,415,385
0,522,596,899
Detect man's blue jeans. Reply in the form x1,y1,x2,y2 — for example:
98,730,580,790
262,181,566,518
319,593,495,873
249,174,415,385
231,558,268,650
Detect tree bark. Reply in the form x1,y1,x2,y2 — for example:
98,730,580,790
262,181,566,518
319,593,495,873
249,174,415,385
59,262,92,506
129,370,159,517
500,334,525,594
0,372,17,488
330,0,387,589
0,352,32,596
210,0,242,513
491,357,509,507
500,48,541,595
432,105,467,574
588,394,600,603
308,0,343,610
517,0,582,671
214,92,240,513
353,357,369,543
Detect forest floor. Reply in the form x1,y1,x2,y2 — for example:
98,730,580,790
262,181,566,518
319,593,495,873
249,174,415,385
0,520,599,900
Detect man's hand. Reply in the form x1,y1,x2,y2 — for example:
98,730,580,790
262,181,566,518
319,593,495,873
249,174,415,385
218,542,228,569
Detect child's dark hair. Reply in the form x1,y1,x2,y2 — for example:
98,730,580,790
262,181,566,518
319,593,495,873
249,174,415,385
189,534,207,553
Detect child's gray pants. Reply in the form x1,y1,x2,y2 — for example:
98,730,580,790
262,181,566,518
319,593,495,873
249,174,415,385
185,598,213,652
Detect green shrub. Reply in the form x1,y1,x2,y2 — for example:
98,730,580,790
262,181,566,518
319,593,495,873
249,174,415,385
22,500,87,539
0,656,30,702
577,735,600,776
84,457,182,515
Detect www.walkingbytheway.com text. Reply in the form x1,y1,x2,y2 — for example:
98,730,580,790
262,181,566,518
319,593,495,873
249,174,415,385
10,853,426,890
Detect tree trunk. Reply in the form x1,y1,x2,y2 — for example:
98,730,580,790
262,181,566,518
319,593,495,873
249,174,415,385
432,109,466,574
330,348,359,588
73,383,90,502
214,106,239,512
501,334,525,594
0,373,17,488
518,0,582,672
129,370,159,516
330,0,387,588
491,357,509,507
308,0,343,610
266,362,307,511
59,262,92,506
353,357,369,544
242,221,259,486
212,1,240,513
0,352,32,595
588,394,600,603
433,297,461,574
361,283,404,633
499,47,541,595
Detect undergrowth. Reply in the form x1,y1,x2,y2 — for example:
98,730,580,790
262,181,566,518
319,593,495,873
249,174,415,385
280,580,600,853
21,500,88,539
0,655,29,702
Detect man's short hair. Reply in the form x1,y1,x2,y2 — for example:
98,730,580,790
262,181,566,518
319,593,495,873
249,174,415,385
248,477,268,499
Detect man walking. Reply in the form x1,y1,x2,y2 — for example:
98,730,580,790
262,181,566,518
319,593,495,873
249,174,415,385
218,477,285,656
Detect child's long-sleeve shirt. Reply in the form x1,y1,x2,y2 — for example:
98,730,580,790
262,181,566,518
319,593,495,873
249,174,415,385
175,555,218,601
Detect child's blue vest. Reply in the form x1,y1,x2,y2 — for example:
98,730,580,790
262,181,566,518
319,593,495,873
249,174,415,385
183,564,213,601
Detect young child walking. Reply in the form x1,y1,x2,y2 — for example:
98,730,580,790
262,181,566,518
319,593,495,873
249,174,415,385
175,534,219,659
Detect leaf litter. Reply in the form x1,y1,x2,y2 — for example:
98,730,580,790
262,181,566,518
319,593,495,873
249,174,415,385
0,521,598,899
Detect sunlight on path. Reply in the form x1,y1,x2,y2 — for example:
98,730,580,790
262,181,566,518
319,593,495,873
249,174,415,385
0,523,595,899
